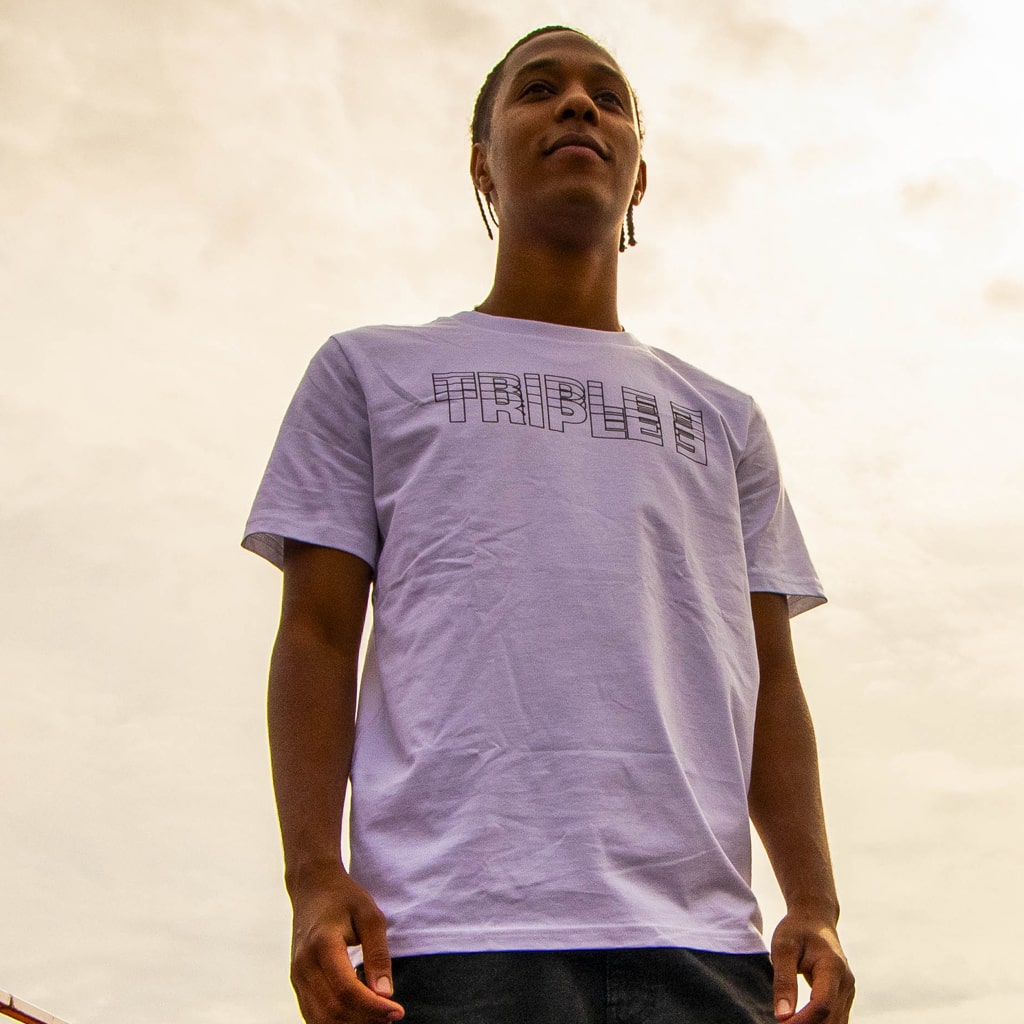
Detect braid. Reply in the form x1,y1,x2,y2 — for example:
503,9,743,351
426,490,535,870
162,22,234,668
618,206,638,253
474,188,494,240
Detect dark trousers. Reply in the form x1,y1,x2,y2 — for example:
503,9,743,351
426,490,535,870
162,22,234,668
381,948,775,1024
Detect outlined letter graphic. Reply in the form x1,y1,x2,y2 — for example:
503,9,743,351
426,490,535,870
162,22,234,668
523,373,545,428
432,372,479,423
587,380,628,439
671,403,708,464
431,370,709,467
545,375,588,433
623,388,664,446
477,372,526,425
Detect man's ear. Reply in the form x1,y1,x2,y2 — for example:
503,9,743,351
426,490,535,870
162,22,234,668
470,142,494,195
633,159,647,206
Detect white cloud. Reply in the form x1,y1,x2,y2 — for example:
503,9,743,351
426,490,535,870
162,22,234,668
984,277,1024,311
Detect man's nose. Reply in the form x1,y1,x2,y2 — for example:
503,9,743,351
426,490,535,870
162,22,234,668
554,85,599,122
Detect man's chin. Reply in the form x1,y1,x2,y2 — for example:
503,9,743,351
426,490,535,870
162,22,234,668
530,194,622,247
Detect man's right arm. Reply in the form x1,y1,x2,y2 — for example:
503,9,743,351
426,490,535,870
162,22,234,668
268,539,403,1023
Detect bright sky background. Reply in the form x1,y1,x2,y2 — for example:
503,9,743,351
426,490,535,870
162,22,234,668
2,1,1021,1022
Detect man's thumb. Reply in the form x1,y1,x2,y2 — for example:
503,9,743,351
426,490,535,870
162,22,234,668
357,907,394,998
771,934,800,1021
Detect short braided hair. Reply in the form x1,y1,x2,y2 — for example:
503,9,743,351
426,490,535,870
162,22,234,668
470,25,644,245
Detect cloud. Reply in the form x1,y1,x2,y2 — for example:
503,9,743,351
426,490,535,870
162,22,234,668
809,0,953,84
900,177,959,213
644,135,763,220
652,0,951,84
892,749,1024,795
402,0,499,42
673,0,808,73
984,277,1024,311
894,165,1019,280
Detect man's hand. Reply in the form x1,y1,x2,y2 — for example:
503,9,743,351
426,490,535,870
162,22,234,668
289,866,404,1024
770,911,855,1023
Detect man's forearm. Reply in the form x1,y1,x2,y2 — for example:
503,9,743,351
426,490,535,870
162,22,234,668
747,670,839,922
268,542,372,896
268,623,359,893
748,592,839,920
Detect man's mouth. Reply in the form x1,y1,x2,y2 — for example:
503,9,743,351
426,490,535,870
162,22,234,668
545,133,607,160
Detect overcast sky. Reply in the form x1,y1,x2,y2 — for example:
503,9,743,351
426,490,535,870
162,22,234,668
2,1,1022,1022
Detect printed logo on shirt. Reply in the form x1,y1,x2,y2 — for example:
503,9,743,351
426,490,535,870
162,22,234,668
431,371,708,465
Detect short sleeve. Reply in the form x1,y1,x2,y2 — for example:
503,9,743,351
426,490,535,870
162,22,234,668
736,401,825,617
241,337,379,571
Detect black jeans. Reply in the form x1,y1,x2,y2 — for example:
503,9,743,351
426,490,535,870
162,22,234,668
376,948,775,1024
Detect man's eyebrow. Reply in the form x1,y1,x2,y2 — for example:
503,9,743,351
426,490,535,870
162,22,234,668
509,57,630,92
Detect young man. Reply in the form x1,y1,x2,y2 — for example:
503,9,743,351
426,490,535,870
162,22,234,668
243,25,854,1024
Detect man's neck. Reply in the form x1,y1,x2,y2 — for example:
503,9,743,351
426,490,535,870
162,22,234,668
475,237,624,332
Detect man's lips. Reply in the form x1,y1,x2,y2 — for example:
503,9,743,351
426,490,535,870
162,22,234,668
544,133,607,160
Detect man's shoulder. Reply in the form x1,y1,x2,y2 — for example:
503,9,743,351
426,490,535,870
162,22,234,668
640,343,755,416
325,314,465,353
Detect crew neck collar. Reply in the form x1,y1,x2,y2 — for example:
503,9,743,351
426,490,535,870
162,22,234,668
453,309,639,345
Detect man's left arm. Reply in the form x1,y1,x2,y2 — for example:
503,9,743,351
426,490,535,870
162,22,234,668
748,591,856,1024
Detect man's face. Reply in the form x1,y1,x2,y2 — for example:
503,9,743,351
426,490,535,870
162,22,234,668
472,31,646,244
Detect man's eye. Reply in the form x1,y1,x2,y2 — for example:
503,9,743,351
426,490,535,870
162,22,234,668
523,81,552,96
597,91,625,108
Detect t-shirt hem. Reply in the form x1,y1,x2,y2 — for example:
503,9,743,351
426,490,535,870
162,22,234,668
748,572,826,618
350,925,767,964
241,521,378,572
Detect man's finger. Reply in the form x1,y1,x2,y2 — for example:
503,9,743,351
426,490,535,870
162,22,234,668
312,937,403,1022
771,934,800,1021
355,903,396,1001
788,958,841,1024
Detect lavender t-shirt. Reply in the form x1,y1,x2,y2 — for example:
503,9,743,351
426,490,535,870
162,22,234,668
243,310,824,957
